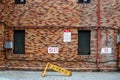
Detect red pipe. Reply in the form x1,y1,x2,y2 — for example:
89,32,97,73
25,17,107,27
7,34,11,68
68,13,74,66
96,0,101,71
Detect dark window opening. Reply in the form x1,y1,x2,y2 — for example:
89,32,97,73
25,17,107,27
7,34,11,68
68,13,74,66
0,0,2,3
78,0,90,3
78,30,91,55
15,0,26,4
117,29,120,43
14,30,25,54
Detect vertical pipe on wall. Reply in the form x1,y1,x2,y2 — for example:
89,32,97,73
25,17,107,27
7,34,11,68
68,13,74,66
117,29,120,71
96,0,101,71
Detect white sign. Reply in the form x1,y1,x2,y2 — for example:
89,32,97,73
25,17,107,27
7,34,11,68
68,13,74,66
101,47,112,54
63,30,71,42
48,47,59,53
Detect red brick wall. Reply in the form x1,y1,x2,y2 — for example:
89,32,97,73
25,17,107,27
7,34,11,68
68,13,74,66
0,0,119,27
101,0,120,28
3,27,118,71
0,24,5,70
1,0,98,26
0,0,120,71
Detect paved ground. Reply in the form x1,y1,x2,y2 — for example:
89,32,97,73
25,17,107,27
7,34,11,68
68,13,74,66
0,71,120,80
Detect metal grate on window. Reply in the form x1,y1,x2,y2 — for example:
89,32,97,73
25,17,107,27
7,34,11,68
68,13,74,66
78,30,91,55
78,0,90,3
15,0,26,4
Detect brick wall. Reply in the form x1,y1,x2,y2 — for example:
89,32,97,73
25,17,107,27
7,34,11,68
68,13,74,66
4,27,118,71
0,23,5,70
0,0,120,71
0,0,119,28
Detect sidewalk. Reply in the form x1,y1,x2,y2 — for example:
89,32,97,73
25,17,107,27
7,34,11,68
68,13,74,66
0,71,120,80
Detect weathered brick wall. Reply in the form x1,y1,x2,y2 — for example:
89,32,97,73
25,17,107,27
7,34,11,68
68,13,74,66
0,24,5,70
0,0,120,71
0,0,119,27
1,0,98,26
117,44,120,70
4,28,117,71
101,0,120,28
5,28,97,70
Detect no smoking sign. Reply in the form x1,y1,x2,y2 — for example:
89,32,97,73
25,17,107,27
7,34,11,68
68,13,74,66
101,47,112,54
48,47,59,53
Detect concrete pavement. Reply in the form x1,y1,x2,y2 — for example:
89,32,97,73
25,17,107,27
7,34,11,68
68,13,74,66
0,71,120,80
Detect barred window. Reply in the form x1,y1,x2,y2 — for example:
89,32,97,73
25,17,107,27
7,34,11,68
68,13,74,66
78,30,91,55
15,0,26,4
78,0,90,3
14,30,25,54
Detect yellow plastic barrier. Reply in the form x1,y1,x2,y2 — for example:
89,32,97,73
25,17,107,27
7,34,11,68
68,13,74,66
41,62,49,77
41,62,72,77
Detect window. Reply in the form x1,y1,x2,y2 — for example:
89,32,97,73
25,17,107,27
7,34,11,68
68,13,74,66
78,0,90,3
117,29,120,43
0,0,2,3
15,0,26,4
78,30,90,55
14,30,25,54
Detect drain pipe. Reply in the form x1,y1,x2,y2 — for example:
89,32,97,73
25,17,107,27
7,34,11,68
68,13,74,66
96,0,101,71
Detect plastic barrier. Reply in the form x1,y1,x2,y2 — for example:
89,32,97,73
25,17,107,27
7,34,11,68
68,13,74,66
42,62,72,77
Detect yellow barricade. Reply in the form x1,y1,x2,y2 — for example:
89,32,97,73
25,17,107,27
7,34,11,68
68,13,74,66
42,62,72,77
